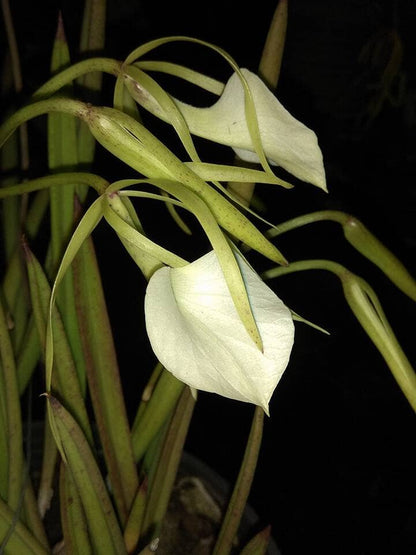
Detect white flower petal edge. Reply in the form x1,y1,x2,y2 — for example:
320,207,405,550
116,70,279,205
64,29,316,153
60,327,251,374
173,69,327,191
144,250,295,415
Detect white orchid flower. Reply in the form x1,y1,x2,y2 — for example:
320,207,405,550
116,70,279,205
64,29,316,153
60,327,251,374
128,68,326,191
144,250,294,414
175,69,326,190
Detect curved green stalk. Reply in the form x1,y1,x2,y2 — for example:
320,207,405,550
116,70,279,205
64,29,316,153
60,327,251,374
140,386,195,542
0,174,108,198
32,58,121,99
265,259,416,412
213,406,264,555
267,210,416,301
131,369,185,463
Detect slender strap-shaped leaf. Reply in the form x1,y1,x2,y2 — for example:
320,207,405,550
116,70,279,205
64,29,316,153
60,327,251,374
48,19,88,394
131,369,185,463
76,0,106,181
258,0,288,88
21,480,49,550
140,385,195,541
0,294,24,512
213,406,264,555
59,462,92,555
0,385,8,499
16,318,40,395
240,525,272,555
79,0,106,64
24,244,93,516
36,419,58,519
131,361,164,433
46,395,127,554
72,224,139,524
0,498,49,555
24,244,92,441
123,478,148,554
44,195,104,393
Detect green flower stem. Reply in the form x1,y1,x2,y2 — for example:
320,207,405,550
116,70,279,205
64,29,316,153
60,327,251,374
141,386,195,541
0,294,24,513
0,98,86,148
131,370,185,463
265,259,416,412
0,174,108,199
268,210,416,301
213,406,264,555
0,498,49,555
132,361,164,433
32,57,121,99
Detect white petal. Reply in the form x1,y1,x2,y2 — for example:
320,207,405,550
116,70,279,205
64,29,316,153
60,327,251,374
173,69,327,191
144,251,294,413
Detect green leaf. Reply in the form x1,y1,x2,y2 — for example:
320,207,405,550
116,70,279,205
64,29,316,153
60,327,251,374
72,225,139,524
0,498,49,555
46,395,127,554
240,525,272,555
59,462,92,555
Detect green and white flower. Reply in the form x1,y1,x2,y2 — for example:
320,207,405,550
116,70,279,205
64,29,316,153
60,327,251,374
128,67,326,191
145,250,295,414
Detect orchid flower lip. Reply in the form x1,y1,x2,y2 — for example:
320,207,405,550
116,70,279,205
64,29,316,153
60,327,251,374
144,250,295,414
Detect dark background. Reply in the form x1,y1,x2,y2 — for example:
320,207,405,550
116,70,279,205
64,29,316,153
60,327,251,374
2,1,416,553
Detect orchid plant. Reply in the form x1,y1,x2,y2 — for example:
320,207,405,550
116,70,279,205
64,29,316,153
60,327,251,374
1,1,415,554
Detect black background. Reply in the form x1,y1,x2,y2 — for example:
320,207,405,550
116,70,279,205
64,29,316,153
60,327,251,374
2,1,416,553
